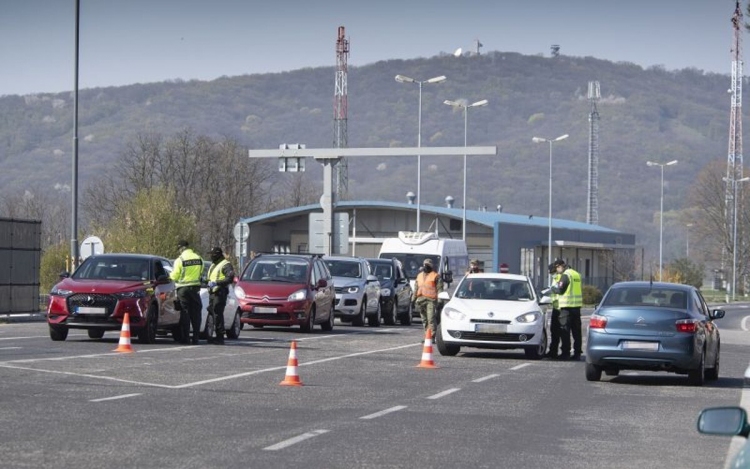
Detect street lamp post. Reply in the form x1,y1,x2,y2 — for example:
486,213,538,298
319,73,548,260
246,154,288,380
685,223,693,257
443,98,489,241
722,175,750,300
532,134,569,284
646,160,678,281
395,74,447,232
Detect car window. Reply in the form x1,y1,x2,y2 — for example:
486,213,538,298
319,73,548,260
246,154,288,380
455,278,531,301
602,287,688,308
243,258,309,282
326,260,362,278
74,257,150,281
312,261,322,284
372,263,393,280
691,290,708,317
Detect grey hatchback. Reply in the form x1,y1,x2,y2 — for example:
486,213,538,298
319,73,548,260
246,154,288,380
585,281,724,386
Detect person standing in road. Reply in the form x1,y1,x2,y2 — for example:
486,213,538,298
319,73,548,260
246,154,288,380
171,240,204,345
542,262,562,359
551,258,583,360
412,258,443,341
206,247,235,345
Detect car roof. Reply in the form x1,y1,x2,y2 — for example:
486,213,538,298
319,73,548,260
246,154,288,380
324,256,364,262
608,281,692,291
89,253,167,261
463,273,529,281
253,254,316,262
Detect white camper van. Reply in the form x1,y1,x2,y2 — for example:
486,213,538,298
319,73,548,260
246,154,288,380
378,231,469,296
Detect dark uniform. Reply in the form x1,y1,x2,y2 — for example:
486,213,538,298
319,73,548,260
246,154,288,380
171,240,204,345
206,247,235,345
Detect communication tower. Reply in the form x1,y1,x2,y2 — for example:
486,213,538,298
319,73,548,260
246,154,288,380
334,26,350,199
587,81,600,225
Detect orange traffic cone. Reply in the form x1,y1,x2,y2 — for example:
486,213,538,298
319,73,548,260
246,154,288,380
113,313,134,353
279,340,303,386
417,329,438,368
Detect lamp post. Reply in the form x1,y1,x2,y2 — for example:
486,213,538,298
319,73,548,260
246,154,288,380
443,98,488,241
646,159,678,281
395,74,447,232
722,175,750,300
532,134,569,284
685,223,693,257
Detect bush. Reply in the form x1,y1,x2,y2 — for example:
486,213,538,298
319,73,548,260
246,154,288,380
583,285,603,305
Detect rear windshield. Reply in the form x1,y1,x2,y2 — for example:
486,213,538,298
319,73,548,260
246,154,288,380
602,287,687,309
242,258,309,283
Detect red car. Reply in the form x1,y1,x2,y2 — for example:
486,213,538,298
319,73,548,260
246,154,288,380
47,253,182,343
236,254,335,332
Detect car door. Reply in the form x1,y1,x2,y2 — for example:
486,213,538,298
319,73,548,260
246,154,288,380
364,260,380,313
313,260,333,318
394,262,411,313
154,258,179,325
693,289,718,365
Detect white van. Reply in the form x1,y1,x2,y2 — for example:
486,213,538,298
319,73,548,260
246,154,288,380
378,231,469,296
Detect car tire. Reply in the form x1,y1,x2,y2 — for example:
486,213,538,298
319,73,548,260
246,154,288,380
201,312,215,340
352,300,366,327
524,330,546,360
585,363,602,381
300,307,315,333
705,344,720,381
436,327,460,356
367,300,381,327
383,299,396,326
226,310,241,339
87,329,105,340
688,350,706,386
138,305,159,344
399,301,412,326
320,304,335,332
49,324,68,341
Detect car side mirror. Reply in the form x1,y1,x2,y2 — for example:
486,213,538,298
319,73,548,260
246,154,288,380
156,274,171,284
366,274,379,283
58,271,70,279
710,309,725,320
316,278,328,289
442,270,453,285
697,407,749,437
538,295,552,306
438,291,450,301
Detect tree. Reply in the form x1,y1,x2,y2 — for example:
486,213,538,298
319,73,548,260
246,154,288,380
664,257,704,288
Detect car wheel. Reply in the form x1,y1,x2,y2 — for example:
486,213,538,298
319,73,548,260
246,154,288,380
226,310,241,339
705,344,720,381
49,324,68,341
87,329,105,340
400,301,412,326
138,305,159,344
300,307,315,333
368,300,381,327
321,304,335,332
585,363,602,382
352,299,366,327
524,330,546,360
436,327,459,356
383,300,396,326
688,350,706,386
201,312,215,340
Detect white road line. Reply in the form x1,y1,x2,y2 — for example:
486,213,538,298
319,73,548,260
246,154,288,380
427,388,461,400
472,373,500,383
0,364,175,388
360,405,408,420
0,347,22,350
263,429,330,451
741,315,750,332
0,345,199,365
90,393,142,403
510,363,531,371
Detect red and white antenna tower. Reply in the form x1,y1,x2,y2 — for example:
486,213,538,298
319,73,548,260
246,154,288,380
724,1,743,290
334,26,350,199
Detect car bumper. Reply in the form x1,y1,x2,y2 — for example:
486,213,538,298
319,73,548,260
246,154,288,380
47,295,148,330
439,318,543,347
334,293,363,316
586,331,700,370
239,301,310,326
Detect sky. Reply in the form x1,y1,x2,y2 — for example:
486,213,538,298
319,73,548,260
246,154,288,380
0,0,742,96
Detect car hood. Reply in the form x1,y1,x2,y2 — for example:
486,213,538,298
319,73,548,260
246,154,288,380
332,276,365,288
445,297,539,319
239,281,307,298
54,278,152,294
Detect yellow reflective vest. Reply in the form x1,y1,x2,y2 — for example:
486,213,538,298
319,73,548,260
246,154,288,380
207,259,229,293
558,268,583,308
171,248,203,288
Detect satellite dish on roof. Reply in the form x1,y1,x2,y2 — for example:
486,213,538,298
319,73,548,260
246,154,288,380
453,48,463,57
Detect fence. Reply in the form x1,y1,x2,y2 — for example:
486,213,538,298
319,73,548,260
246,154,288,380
0,218,41,314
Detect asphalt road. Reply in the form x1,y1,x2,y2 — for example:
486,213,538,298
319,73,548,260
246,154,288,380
0,305,748,469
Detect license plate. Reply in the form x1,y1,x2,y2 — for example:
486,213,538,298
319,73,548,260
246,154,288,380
622,341,659,351
476,323,507,334
75,306,106,315
254,306,277,314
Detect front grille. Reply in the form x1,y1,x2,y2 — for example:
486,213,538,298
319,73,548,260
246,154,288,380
334,287,346,294
448,330,535,342
470,319,511,325
243,312,292,321
67,293,117,316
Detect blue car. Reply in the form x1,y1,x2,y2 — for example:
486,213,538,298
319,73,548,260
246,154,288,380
585,281,724,386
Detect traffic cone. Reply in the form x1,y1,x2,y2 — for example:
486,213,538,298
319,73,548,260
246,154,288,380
416,329,438,368
113,313,134,353
279,340,303,386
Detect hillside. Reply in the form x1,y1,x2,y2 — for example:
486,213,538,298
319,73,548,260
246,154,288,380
0,50,732,267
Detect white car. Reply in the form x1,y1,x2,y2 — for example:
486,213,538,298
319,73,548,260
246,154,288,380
436,273,550,359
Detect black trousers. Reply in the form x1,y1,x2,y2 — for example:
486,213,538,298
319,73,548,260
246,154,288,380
559,306,582,356
208,292,227,337
547,308,561,356
177,286,202,343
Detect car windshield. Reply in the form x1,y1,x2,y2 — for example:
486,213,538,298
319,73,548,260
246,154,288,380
326,260,362,278
370,263,393,280
455,278,532,301
380,253,440,278
242,259,308,283
73,256,151,281
602,287,687,308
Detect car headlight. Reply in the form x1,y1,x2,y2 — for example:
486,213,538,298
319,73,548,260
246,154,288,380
288,289,307,301
50,286,73,297
442,307,466,321
516,311,541,323
234,285,246,299
346,286,360,294
114,290,147,299
381,288,391,297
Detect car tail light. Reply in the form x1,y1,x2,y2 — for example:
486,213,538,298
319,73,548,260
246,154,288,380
589,314,607,329
675,319,698,333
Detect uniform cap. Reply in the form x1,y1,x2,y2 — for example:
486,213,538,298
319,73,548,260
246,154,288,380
553,258,566,267
423,259,433,267
210,246,223,256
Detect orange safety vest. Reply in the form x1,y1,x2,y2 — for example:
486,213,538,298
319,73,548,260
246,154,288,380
416,271,440,299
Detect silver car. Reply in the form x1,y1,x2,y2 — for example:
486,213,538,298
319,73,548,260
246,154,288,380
324,256,381,327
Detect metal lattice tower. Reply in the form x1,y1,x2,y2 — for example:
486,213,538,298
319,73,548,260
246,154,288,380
334,26,350,199
587,81,600,225
724,1,744,276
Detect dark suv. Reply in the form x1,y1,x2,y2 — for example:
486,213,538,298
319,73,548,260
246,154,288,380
367,257,413,325
235,254,335,332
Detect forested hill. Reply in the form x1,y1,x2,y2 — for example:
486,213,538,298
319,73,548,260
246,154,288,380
0,50,731,265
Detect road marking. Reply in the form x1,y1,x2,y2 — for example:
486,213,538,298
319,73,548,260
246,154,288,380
263,429,329,451
0,347,22,350
90,393,142,403
472,373,500,383
427,388,461,400
741,315,750,332
0,364,175,388
510,363,531,371
0,345,200,365
360,405,407,420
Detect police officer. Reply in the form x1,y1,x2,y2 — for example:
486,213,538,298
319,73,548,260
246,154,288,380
542,262,562,359
551,258,583,360
206,247,235,345
411,258,443,341
171,240,204,345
